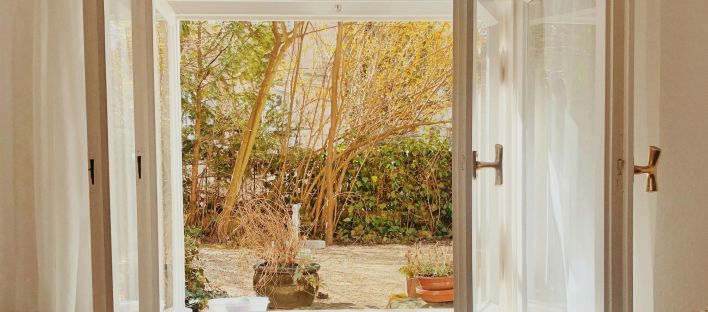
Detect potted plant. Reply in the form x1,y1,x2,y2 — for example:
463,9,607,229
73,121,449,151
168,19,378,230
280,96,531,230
401,243,453,303
400,250,420,298
233,197,322,309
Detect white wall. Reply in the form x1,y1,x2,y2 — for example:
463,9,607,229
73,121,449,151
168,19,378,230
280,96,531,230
655,0,708,310
635,0,708,311
632,0,660,310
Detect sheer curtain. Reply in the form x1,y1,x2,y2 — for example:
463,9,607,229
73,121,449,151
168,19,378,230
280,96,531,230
523,1,604,311
0,0,93,311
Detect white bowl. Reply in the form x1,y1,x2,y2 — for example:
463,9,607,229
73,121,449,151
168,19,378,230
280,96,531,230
207,296,270,312
207,298,250,312
247,296,270,311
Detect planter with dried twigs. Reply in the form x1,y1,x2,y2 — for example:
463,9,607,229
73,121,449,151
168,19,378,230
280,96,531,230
233,196,322,308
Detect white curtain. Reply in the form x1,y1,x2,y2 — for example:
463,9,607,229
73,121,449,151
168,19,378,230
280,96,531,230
524,1,604,311
0,0,93,311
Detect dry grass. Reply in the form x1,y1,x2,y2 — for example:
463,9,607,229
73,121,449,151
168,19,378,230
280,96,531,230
227,195,323,293
229,196,304,266
400,242,453,278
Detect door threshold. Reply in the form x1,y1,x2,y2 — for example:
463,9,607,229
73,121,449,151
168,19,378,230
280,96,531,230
277,309,453,312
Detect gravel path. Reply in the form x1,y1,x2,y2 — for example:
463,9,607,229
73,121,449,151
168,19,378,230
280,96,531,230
198,245,414,309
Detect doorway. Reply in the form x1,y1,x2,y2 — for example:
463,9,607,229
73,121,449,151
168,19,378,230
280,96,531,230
89,0,634,311
179,18,455,310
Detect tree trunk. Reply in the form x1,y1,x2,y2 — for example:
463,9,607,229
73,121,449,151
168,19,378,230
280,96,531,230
275,27,305,191
188,23,204,217
222,22,300,215
324,22,345,245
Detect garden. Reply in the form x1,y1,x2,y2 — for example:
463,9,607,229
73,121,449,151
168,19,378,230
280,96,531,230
180,20,455,310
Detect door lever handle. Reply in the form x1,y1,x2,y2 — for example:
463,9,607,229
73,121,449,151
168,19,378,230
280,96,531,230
634,146,661,192
473,144,503,185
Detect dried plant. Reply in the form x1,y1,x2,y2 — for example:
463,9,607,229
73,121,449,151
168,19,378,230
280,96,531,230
400,243,453,278
231,195,321,293
231,195,306,266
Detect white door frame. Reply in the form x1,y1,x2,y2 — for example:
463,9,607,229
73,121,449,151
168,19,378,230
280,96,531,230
168,0,453,21
133,0,162,309
85,0,636,311
451,0,474,309
83,0,114,310
136,0,186,310
603,0,635,311
151,0,187,309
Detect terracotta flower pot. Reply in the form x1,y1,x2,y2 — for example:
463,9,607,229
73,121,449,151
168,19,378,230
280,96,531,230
415,287,454,303
415,276,453,303
253,262,320,309
416,276,454,291
406,277,420,298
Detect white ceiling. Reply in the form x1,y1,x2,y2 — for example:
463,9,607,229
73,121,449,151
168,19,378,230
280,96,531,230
168,0,454,21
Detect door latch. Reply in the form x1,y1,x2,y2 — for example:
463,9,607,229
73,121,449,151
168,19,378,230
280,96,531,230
89,158,95,185
137,155,142,179
634,146,661,192
472,144,503,185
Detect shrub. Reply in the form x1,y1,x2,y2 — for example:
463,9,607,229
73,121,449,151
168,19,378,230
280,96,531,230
185,226,226,311
185,129,452,245
334,131,452,244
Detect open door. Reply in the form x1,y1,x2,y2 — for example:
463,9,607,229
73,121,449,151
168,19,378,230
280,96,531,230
152,0,187,311
100,0,141,310
455,0,613,311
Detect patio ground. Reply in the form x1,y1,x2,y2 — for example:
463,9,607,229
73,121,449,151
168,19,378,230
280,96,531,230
199,244,449,309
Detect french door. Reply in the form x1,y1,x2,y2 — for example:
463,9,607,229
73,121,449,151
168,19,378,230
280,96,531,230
101,0,140,310
453,0,625,311
151,1,185,311
92,0,629,310
95,0,185,310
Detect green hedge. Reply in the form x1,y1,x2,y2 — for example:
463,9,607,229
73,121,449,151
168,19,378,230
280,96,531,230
186,129,452,245
331,130,452,244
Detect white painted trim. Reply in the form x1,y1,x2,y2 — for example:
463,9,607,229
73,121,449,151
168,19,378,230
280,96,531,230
156,0,178,21
169,17,188,312
169,0,452,21
161,0,189,308
277,310,453,312
451,0,474,311
133,0,162,310
83,0,115,310
604,0,634,311
153,0,187,310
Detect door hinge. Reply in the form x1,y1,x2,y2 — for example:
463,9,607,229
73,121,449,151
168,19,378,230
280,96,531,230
617,158,625,176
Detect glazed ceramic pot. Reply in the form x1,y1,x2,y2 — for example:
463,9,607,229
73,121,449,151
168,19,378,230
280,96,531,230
253,262,320,309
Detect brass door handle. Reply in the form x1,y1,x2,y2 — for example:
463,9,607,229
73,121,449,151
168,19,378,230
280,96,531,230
634,146,661,192
473,144,503,185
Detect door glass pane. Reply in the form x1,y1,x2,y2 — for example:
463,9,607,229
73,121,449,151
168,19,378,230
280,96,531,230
154,11,173,310
473,1,518,311
471,0,604,311
523,0,604,311
104,0,140,310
